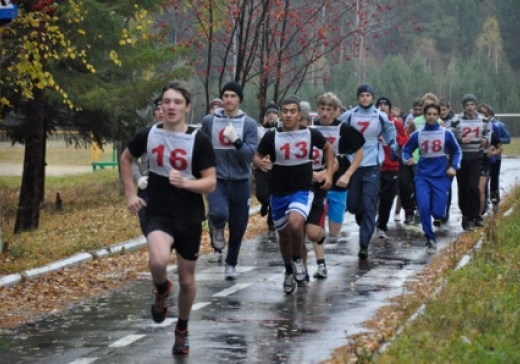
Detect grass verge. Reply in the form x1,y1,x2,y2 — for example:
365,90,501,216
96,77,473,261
0,169,141,274
372,188,520,364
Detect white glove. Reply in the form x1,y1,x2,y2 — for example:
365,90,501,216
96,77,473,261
223,122,238,143
137,176,148,189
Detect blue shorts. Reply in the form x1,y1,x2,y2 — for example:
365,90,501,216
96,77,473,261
327,189,348,224
270,190,314,231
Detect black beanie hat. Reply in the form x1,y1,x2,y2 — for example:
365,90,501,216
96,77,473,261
462,94,477,107
357,83,374,98
265,101,279,115
376,96,392,110
220,82,244,102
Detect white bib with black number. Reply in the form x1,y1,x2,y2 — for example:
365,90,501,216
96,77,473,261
147,125,196,179
418,130,446,158
274,129,312,166
211,116,245,150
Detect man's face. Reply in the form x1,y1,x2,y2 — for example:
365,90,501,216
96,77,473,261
412,105,424,117
390,109,401,121
222,91,240,113
161,89,191,125
440,106,450,118
280,103,301,130
358,92,373,107
478,107,489,118
464,101,477,117
318,104,337,124
377,102,390,115
425,107,440,125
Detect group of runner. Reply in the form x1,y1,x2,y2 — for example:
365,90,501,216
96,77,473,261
118,80,510,356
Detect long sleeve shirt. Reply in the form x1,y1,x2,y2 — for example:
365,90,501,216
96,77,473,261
200,109,258,181
339,105,396,167
402,122,462,178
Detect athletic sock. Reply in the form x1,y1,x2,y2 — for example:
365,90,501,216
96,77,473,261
156,280,170,295
285,264,294,274
317,259,325,265
176,318,188,331
291,255,302,262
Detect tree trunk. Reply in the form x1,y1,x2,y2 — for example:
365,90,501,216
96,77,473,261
14,88,46,233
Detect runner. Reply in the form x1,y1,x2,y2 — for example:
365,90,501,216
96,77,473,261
303,93,365,279
132,96,165,236
375,97,408,238
201,82,259,280
120,81,217,355
254,96,334,293
339,84,397,259
477,104,511,208
255,101,280,240
450,94,491,231
439,98,456,222
402,103,462,252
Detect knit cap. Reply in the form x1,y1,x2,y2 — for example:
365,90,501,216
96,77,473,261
220,82,244,102
462,94,477,106
357,83,374,97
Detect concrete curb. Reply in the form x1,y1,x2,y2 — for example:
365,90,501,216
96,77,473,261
0,206,261,289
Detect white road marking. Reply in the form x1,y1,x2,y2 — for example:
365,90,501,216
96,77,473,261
68,359,98,364
108,334,146,348
212,283,251,297
192,302,211,311
148,318,177,327
201,266,256,274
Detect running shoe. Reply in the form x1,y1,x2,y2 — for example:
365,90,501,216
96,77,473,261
297,272,310,287
425,238,437,254
212,228,225,250
151,280,171,323
313,263,328,279
376,228,387,238
404,214,414,225
433,219,441,228
284,273,296,294
267,228,277,239
474,217,484,227
208,251,223,263
358,248,368,260
394,212,401,222
490,191,499,205
172,329,189,355
413,212,421,224
327,234,337,244
225,264,237,280
292,260,307,283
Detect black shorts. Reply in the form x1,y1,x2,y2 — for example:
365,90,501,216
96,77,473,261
306,197,327,227
147,217,202,261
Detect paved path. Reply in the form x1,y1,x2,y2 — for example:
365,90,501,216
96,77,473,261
1,159,519,364
0,163,92,177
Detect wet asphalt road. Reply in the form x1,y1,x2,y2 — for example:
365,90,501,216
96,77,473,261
1,159,520,364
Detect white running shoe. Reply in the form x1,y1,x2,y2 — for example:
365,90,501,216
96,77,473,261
284,273,296,294
212,228,225,250
225,265,237,280
313,263,328,279
377,228,388,238
292,260,307,283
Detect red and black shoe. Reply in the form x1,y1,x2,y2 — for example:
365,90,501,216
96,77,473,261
151,280,171,323
172,329,189,355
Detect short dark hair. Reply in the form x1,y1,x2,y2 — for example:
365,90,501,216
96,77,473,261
423,103,440,115
161,81,192,105
280,97,301,111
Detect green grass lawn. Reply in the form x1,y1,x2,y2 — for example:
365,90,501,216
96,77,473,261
375,188,520,364
502,137,520,156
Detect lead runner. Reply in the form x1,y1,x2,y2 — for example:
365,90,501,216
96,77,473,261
120,81,217,355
